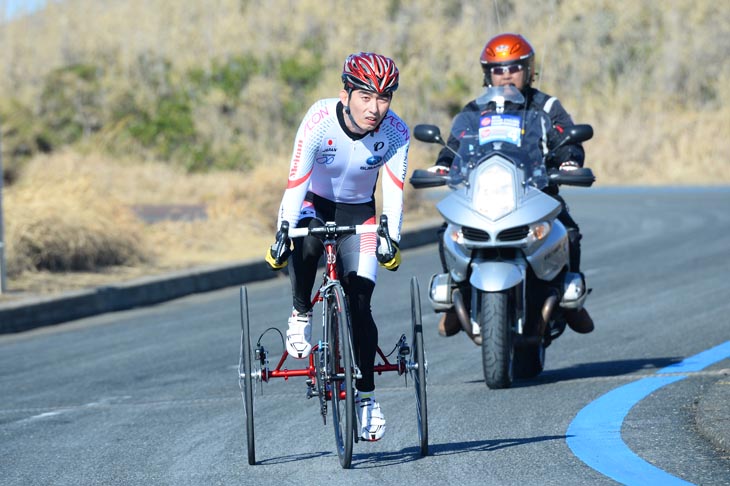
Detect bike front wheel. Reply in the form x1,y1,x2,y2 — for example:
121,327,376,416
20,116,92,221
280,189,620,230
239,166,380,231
410,276,428,456
327,283,356,469
238,286,256,465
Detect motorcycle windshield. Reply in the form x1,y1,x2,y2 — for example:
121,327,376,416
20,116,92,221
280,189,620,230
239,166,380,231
449,85,550,190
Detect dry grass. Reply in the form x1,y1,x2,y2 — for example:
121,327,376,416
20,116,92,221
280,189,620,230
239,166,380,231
1,149,442,298
4,0,729,182
2,151,278,291
5,156,148,273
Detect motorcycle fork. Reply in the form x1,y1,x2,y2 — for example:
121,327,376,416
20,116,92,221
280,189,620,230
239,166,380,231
468,268,527,335
515,278,526,334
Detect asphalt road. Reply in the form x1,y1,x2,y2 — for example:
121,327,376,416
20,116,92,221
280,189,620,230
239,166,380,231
1,187,729,485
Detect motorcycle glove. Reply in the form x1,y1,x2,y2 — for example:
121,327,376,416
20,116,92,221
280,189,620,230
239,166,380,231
426,165,450,176
559,160,581,171
377,241,401,272
264,231,292,271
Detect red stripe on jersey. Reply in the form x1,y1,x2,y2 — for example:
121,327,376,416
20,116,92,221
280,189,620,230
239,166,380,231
360,216,377,255
361,232,377,256
287,167,313,189
385,164,404,190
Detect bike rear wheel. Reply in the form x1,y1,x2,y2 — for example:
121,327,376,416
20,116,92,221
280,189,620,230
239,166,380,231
410,276,429,456
327,283,355,469
238,286,256,465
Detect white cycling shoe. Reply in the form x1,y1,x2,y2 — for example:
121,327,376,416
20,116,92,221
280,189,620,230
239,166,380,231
356,393,386,441
286,309,312,359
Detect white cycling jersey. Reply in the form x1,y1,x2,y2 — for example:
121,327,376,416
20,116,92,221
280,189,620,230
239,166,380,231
277,98,410,242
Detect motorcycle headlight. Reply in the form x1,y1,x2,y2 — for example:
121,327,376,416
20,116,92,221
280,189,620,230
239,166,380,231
472,163,516,220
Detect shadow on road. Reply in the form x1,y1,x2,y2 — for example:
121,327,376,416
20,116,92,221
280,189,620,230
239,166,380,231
251,435,567,468
458,357,684,388
254,450,331,465
518,356,685,387
352,435,566,468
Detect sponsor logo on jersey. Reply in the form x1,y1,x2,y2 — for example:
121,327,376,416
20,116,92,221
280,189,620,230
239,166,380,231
382,114,410,141
303,106,330,137
290,139,304,178
401,147,409,179
316,138,337,164
316,154,335,165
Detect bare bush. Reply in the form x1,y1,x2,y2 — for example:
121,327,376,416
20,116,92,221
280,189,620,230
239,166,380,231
4,152,150,275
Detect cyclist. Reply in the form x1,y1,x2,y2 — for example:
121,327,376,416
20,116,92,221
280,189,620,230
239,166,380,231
265,52,410,442
428,33,594,339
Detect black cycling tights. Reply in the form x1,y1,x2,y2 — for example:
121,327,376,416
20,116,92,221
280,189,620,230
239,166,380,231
341,273,377,393
289,218,378,393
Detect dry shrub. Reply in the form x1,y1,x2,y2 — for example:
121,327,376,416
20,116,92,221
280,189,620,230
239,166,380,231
5,152,150,275
4,150,295,275
144,158,290,266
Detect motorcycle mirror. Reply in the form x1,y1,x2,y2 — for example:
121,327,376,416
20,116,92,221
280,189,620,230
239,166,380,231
555,124,593,150
546,124,594,165
568,124,594,144
413,124,446,145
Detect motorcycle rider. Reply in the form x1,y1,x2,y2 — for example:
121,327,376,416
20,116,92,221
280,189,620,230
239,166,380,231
428,33,594,339
264,52,409,442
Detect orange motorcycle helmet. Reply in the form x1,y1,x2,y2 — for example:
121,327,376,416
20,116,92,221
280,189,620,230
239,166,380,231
480,33,536,88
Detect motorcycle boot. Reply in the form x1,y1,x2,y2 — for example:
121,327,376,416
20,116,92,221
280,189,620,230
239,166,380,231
565,307,594,334
563,236,594,334
438,311,461,337
563,272,594,334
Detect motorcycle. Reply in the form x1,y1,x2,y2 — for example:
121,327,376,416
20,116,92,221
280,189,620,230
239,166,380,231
410,85,595,389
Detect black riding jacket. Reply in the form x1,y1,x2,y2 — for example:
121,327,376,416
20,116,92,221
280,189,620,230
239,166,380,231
434,86,585,173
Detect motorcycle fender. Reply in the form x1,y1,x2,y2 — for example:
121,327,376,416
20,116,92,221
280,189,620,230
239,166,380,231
469,261,524,292
438,186,562,233
527,221,569,281
443,229,470,283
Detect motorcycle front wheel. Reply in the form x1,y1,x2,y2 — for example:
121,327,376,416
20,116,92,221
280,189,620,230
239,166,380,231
480,291,514,389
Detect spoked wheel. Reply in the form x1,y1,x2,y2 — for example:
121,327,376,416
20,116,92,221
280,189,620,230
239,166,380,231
314,346,328,423
410,276,428,456
327,284,355,469
238,286,256,465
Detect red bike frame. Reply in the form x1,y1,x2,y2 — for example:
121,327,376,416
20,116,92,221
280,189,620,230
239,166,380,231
258,229,406,391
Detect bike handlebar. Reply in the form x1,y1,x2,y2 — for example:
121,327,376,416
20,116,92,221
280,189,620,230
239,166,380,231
288,222,380,239
276,215,396,261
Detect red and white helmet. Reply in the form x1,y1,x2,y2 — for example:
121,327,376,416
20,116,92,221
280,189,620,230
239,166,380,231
342,52,399,95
